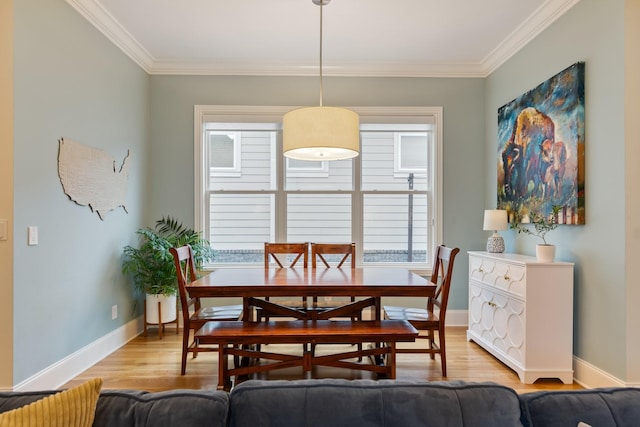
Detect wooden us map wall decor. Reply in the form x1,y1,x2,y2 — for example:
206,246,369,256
497,62,585,225
57,138,130,220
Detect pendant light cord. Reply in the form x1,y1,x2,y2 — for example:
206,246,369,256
319,1,324,107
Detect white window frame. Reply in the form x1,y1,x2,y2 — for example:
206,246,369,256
194,105,443,273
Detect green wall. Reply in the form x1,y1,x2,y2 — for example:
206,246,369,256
12,0,149,384
486,0,638,381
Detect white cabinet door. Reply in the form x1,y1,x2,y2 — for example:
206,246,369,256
467,251,574,384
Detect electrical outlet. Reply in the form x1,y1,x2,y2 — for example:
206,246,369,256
111,305,118,320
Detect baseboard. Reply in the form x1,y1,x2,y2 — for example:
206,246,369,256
573,356,626,388
13,317,142,391
445,309,468,327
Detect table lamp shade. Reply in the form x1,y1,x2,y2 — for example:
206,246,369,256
483,209,508,231
483,209,508,253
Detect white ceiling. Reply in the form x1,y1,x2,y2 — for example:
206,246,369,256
67,0,581,77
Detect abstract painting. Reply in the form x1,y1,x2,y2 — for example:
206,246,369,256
497,62,585,224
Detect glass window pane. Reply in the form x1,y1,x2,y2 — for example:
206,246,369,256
209,132,235,168
362,131,429,191
287,194,352,243
363,194,428,263
209,193,274,264
398,133,427,171
286,159,352,191
209,130,276,191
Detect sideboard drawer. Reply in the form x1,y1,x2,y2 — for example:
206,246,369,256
469,255,526,298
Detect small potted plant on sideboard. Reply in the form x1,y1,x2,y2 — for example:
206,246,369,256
510,205,562,262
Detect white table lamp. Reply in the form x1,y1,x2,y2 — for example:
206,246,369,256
483,209,508,253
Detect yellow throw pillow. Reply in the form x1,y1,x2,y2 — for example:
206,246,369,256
0,378,102,427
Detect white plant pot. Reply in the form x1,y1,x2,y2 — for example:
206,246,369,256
536,244,556,263
145,293,177,324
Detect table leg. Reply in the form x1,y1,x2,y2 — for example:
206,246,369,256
389,342,397,379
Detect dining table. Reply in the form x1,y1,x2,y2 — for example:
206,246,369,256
186,266,435,321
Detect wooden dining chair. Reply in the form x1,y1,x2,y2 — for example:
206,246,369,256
261,242,309,319
169,245,243,375
310,242,362,355
383,245,460,376
310,242,357,312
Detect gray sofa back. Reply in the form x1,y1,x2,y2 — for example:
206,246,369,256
519,387,640,427
229,379,523,427
0,388,229,427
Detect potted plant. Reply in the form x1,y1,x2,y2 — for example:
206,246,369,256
510,205,562,262
122,216,214,324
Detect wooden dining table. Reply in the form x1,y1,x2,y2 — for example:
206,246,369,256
186,267,435,321
188,267,432,388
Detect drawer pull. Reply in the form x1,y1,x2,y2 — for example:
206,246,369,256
479,268,484,273
504,275,510,280
487,301,497,308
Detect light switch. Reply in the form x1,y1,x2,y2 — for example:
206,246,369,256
28,226,38,245
0,219,7,241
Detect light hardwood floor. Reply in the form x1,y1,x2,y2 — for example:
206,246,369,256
63,326,583,393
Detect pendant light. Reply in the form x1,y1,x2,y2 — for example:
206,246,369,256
283,0,360,161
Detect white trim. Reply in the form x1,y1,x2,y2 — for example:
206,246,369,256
445,310,468,328
481,0,583,76
13,317,142,391
66,0,579,78
572,356,627,389
65,0,154,73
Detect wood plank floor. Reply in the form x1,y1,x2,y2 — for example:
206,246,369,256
63,326,583,393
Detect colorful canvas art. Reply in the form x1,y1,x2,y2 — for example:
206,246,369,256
497,62,585,225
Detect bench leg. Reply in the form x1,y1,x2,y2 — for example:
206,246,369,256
217,344,229,391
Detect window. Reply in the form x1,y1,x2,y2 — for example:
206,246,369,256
206,129,241,176
394,132,428,175
195,106,443,271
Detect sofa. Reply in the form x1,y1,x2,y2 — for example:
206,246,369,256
1,379,639,427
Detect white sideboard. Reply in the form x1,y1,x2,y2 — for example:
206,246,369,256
467,251,574,384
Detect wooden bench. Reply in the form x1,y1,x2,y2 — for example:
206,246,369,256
195,320,418,390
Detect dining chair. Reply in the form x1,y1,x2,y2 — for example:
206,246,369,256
383,244,460,376
261,242,309,320
310,242,362,356
169,245,243,375
310,242,357,313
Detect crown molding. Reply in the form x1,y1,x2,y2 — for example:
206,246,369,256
66,0,154,73
149,61,488,78
481,0,583,75
67,0,581,78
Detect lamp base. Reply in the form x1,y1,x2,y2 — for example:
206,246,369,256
486,236,505,253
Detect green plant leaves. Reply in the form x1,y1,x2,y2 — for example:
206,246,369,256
122,216,215,295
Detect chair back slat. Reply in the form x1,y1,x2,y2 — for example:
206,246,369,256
311,243,356,269
264,242,309,269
